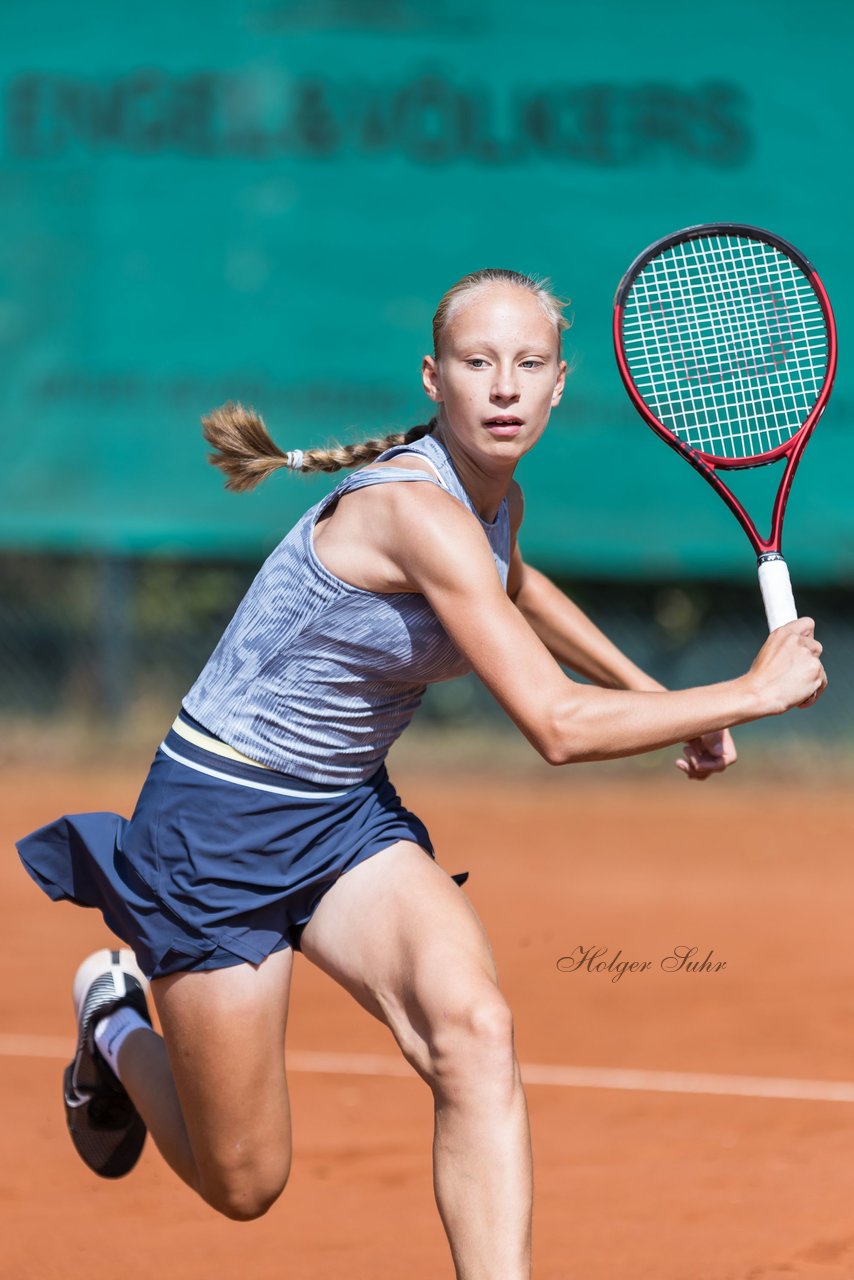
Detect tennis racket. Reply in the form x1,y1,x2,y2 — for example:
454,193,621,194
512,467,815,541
613,223,837,631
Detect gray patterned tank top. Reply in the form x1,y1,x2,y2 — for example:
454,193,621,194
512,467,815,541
183,432,511,785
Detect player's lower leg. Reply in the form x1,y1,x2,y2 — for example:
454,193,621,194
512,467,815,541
430,1050,532,1280
111,1022,199,1190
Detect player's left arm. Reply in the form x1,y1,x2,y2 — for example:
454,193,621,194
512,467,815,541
506,481,736,780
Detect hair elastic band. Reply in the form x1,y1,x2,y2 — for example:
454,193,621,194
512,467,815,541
285,449,304,471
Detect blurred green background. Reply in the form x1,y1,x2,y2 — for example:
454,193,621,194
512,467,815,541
2,0,851,752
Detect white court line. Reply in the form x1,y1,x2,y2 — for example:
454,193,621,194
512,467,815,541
3,1034,854,1104
0,1033,73,1059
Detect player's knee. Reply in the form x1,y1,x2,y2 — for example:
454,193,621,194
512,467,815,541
205,1176,288,1222
427,989,517,1097
201,1156,291,1221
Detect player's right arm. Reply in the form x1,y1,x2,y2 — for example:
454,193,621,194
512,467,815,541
389,486,825,765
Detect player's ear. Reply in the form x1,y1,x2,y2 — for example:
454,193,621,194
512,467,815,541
551,359,568,407
422,354,443,403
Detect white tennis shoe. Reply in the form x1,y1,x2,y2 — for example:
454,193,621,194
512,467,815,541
63,948,152,1179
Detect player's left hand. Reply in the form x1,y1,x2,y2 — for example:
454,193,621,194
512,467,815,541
675,728,737,781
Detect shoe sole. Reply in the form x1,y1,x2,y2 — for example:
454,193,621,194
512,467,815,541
63,1062,148,1179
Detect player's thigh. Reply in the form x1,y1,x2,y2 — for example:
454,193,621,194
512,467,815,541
300,843,511,1079
151,947,294,1205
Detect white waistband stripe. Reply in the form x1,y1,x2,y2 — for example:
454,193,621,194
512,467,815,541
159,741,354,799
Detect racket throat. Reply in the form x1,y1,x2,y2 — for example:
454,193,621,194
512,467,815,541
757,553,797,631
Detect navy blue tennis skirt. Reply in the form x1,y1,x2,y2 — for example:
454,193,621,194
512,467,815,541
17,713,461,980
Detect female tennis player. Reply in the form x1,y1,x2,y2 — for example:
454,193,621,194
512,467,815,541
17,269,824,1280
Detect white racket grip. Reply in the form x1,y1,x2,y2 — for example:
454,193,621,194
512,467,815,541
757,554,797,632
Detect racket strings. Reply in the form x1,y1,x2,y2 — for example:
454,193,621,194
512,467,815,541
622,234,828,460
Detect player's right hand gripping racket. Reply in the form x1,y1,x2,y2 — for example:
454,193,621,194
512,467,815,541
613,224,837,630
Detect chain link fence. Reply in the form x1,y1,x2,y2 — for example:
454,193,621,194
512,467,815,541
1,552,850,756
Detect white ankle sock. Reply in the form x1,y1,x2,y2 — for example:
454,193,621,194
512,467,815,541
94,1006,149,1080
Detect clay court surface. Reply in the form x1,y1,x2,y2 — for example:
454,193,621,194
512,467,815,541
3,757,854,1280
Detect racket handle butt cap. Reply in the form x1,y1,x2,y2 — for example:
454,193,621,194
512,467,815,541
757,554,797,632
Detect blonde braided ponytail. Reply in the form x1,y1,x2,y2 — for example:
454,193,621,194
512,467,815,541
202,402,436,491
203,267,567,492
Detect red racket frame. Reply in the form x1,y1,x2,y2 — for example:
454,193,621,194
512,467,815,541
612,222,837,557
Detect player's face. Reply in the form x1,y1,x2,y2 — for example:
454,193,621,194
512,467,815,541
422,284,567,467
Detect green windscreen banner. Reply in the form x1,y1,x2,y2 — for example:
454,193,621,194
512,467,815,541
2,0,852,580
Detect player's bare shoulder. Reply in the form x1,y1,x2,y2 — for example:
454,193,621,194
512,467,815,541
313,461,477,594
